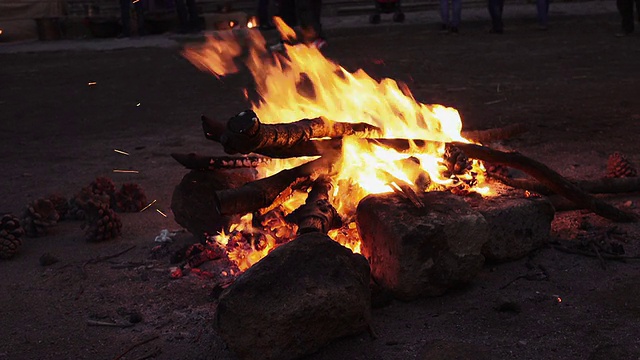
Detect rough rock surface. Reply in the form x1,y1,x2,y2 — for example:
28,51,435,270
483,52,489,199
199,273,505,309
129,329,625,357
465,192,555,262
356,192,489,300
215,232,372,360
171,168,257,238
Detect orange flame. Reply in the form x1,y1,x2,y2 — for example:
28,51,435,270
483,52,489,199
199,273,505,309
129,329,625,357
184,21,490,271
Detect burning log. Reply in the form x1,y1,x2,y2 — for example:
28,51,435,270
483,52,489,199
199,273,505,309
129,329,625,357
368,139,637,222
171,153,269,170
488,173,640,196
460,123,528,143
377,170,424,208
286,176,343,234
451,142,638,223
205,110,382,155
214,154,338,216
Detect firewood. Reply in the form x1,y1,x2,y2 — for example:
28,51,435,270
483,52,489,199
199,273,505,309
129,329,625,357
488,173,640,195
171,153,269,170
209,110,382,155
286,176,343,234
461,123,528,143
214,154,338,215
450,142,638,223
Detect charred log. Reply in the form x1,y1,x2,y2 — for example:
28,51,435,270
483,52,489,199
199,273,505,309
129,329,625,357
461,123,528,143
171,153,269,170
488,173,640,195
214,110,382,154
451,142,638,223
214,154,338,216
286,176,343,234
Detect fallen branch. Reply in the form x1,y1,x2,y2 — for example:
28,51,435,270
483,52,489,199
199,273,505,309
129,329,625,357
451,142,638,222
113,335,160,360
461,123,528,143
488,173,640,195
552,244,640,262
81,245,137,278
87,319,134,328
206,110,381,155
214,154,337,215
171,153,269,170
286,176,342,234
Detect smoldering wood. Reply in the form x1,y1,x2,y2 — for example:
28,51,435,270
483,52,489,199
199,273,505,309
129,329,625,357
171,153,269,170
214,155,338,216
450,142,638,223
286,176,343,234
213,110,382,154
460,123,528,143
377,169,424,208
488,173,640,195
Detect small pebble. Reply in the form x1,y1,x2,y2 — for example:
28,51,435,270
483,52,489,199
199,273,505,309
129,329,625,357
39,253,59,266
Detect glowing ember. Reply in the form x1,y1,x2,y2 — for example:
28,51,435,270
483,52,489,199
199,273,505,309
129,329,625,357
246,16,258,29
113,149,130,156
140,199,157,212
183,19,491,272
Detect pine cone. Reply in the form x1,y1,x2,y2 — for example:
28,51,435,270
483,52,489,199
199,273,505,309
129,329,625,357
21,199,59,237
65,187,111,221
0,214,24,259
483,161,510,178
46,193,69,220
606,152,637,178
443,145,473,177
114,183,148,213
82,201,122,242
90,176,116,198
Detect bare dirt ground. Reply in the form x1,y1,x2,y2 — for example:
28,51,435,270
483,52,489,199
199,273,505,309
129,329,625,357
1,8,640,360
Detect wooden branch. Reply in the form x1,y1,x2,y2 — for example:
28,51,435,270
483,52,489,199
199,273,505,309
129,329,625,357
286,176,343,234
377,169,424,208
214,154,337,215
113,336,160,360
489,173,640,195
211,110,382,154
451,142,638,222
171,153,269,170
461,123,528,143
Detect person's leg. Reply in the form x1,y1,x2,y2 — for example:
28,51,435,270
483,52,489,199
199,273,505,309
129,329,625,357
185,0,200,30
175,0,190,32
120,0,132,36
617,0,634,33
536,0,548,27
451,0,461,29
296,0,322,43
133,0,146,35
487,0,503,32
439,0,450,28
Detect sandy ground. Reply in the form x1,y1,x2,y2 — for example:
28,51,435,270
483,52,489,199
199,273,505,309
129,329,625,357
1,3,640,360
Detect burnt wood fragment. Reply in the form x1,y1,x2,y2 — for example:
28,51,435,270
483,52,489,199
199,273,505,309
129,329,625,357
286,176,342,234
171,153,269,170
214,154,338,216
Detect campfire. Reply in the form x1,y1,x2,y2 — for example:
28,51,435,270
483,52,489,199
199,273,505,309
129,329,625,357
170,19,636,277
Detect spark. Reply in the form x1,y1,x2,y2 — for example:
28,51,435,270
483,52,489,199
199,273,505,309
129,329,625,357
156,209,168,217
136,102,141,107
113,169,139,173
132,0,139,3
0,30,3,36
88,81,97,86
140,199,157,212
113,149,130,156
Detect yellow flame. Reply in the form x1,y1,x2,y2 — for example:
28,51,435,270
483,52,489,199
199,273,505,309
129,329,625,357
184,22,491,271
247,16,258,29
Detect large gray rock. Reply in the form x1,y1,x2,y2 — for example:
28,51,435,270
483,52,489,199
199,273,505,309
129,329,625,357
466,193,555,262
356,192,489,300
215,232,371,360
171,169,257,238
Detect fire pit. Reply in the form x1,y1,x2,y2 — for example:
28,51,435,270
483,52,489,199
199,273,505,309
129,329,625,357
166,19,637,360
